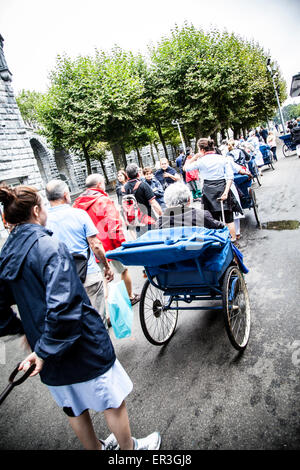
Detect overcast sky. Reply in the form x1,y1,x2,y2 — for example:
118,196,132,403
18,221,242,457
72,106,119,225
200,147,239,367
0,0,299,106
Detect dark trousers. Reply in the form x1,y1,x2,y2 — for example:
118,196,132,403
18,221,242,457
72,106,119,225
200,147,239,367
271,147,277,161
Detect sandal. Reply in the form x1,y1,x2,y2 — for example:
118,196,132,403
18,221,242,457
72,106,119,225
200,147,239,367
130,293,141,306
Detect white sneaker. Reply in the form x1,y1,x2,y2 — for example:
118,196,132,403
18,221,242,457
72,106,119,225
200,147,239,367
101,431,161,450
100,433,118,450
133,432,161,450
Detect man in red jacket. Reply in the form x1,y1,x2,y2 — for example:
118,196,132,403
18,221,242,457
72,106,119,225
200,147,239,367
73,174,140,306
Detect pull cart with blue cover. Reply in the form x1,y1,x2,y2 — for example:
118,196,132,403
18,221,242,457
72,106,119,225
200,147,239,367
107,225,251,351
279,134,297,157
234,174,261,229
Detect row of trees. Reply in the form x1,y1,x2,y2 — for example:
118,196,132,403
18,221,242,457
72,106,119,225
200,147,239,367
274,103,300,124
16,23,287,174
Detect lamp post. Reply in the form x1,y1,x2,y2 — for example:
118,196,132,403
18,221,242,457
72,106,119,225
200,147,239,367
172,119,186,154
267,59,286,134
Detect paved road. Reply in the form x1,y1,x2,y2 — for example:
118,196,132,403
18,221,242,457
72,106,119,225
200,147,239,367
0,141,300,450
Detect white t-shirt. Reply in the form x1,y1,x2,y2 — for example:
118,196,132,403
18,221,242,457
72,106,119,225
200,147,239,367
186,153,234,181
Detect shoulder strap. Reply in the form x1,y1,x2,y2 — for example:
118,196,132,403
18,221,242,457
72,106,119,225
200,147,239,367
122,179,141,195
132,180,142,193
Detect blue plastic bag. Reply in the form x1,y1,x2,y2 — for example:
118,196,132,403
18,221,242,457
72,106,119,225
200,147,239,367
107,281,133,339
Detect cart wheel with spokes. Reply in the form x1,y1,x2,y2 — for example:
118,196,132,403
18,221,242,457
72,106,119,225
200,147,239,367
222,266,251,351
253,163,262,186
267,151,275,170
282,144,296,158
249,187,261,229
139,279,178,345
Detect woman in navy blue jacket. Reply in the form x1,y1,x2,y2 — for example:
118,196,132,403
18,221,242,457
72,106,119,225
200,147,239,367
0,184,160,451
142,167,166,209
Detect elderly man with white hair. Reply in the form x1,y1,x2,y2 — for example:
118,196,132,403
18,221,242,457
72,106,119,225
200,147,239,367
155,182,225,230
73,173,140,307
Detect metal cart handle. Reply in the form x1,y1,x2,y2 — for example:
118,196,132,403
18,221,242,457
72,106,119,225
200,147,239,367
217,198,226,225
0,363,36,406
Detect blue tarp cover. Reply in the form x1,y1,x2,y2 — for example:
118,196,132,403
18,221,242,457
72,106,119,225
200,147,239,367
106,226,249,274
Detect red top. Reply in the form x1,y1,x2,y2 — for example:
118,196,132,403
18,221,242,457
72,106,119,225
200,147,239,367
185,155,199,182
73,187,126,253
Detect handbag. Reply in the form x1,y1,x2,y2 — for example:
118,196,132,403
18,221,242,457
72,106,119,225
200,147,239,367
72,248,90,283
107,281,133,339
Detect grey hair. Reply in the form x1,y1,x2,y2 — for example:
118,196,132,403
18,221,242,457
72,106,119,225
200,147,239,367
126,163,139,179
46,179,69,201
164,182,192,207
85,173,104,188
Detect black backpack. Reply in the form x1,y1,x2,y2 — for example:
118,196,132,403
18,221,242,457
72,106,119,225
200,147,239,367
72,248,90,283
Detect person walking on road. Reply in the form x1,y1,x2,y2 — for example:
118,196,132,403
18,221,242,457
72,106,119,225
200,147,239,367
45,179,113,329
143,167,166,209
182,147,202,201
73,174,140,306
115,170,128,205
291,124,300,158
176,149,186,182
266,131,278,161
123,163,163,237
0,184,161,451
155,158,180,189
183,137,240,241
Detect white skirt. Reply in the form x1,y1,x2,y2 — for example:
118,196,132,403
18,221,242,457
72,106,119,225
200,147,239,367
47,359,133,417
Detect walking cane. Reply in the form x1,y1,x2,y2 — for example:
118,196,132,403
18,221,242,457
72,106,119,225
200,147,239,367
0,363,36,406
218,198,226,225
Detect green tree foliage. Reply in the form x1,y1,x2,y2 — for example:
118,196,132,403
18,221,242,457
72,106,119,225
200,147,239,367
15,89,44,128
36,54,101,173
93,48,149,168
36,48,148,172
149,23,287,142
279,103,300,122
17,23,288,176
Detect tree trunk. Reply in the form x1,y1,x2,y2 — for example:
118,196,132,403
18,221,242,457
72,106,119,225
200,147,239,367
82,143,91,175
155,121,168,159
136,147,143,168
120,145,127,168
233,127,240,140
99,157,109,184
210,130,218,144
182,125,190,148
153,141,160,159
110,142,125,171
194,124,202,145
149,143,156,166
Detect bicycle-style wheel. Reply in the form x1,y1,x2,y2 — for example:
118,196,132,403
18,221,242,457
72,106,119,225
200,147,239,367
253,162,262,186
139,279,178,345
222,266,251,351
268,152,275,170
283,144,296,158
249,188,261,229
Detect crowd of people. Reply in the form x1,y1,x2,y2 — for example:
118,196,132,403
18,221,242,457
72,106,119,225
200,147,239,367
115,126,280,242
0,123,286,451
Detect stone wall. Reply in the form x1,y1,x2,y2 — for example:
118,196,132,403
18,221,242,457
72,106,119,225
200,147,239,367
0,34,45,238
